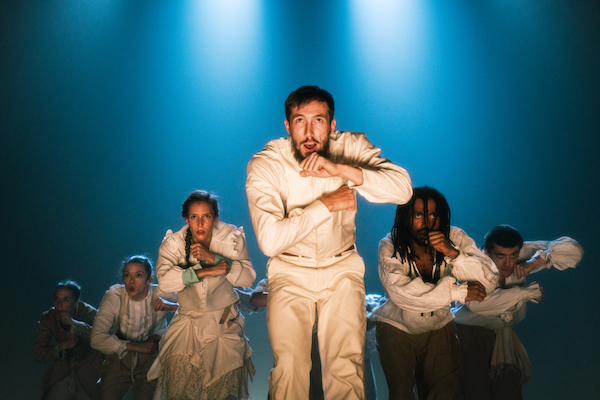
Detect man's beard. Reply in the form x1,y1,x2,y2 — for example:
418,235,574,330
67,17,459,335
411,228,430,247
291,136,331,164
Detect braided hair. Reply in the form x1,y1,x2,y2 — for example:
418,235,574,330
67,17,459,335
390,186,452,283
182,190,219,269
184,229,193,269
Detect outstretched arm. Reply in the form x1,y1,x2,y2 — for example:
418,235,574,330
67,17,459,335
466,282,542,316
516,237,583,278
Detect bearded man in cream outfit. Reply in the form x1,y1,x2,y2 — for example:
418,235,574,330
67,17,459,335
246,85,412,400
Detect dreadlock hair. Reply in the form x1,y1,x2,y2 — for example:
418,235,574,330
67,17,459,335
284,85,335,123
390,186,452,282
484,225,523,253
182,190,219,269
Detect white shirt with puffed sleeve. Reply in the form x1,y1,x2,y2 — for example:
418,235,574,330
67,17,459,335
374,227,498,335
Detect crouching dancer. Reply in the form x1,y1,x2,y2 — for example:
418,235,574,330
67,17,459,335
453,225,583,399
91,255,177,400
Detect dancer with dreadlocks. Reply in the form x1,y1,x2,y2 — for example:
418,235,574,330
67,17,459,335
372,186,497,400
147,190,256,400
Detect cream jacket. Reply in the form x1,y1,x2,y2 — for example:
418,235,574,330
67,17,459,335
246,131,412,260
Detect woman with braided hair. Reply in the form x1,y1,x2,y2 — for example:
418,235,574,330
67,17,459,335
147,190,256,400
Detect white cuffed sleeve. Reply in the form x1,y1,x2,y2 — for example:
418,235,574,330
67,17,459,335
219,226,256,288
448,228,498,294
521,237,584,273
465,282,542,323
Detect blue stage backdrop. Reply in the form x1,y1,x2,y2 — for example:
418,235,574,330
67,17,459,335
1,0,598,398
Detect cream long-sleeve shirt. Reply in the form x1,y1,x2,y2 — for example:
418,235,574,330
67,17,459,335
91,284,176,358
453,237,583,329
156,221,256,313
374,227,498,335
246,131,412,260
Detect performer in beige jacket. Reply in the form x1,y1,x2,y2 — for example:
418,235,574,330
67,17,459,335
246,85,412,400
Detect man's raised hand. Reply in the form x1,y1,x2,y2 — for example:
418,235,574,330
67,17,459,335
299,153,338,178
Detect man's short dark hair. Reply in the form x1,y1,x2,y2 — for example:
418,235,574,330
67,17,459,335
285,85,335,122
391,186,452,267
484,225,524,253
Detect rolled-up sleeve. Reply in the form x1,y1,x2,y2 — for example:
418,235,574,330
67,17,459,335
222,227,256,288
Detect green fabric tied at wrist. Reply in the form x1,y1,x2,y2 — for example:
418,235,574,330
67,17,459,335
181,255,232,285
182,267,201,284
214,254,232,267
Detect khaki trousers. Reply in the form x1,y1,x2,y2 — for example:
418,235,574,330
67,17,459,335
376,321,460,400
99,352,157,400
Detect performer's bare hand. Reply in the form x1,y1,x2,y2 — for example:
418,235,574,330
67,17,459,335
152,298,178,312
299,153,364,185
465,281,486,301
57,311,73,326
534,285,544,302
299,153,338,178
127,339,157,354
428,231,459,259
515,257,546,279
320,186,356,212
197,260,230,279
190,243,215,264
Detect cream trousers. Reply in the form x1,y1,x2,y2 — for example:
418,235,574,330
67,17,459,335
267,252,367,400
